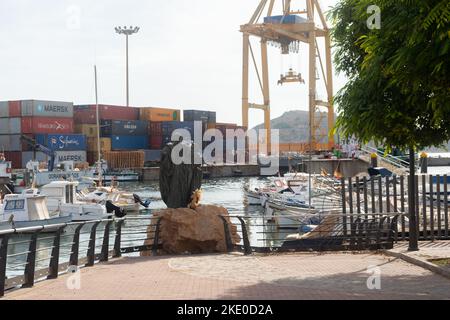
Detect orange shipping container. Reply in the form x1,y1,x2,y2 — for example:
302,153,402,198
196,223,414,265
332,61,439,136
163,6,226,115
74,124,99,138
87,137,112,152
139,107,180,122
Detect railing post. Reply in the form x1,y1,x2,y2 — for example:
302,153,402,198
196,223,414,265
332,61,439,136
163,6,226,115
393,175,398,241
349,218,359,249
376,216,388,245
389,215,400,244
47,227,65,279
86,222,101,267
386,176,390,213
363,176,368,219
341,178,347,236
356,176,361,215
444,175,449,238
237,217,252,255
22,231,40,288
113,219,124,258
371,178,376,216
429,175,435,241
100,221,113,262
356,219,365,250
0,235,9,297
152,218,162,256
70,224,85,267
401,175,406,239
219,215,233,252
378,176,383,213
436,176,442,239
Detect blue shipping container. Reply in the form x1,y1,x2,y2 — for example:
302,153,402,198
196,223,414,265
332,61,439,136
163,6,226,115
101,120,148,136
144,149,162,162
161,121,196,136
111,135,149,150
35,134,87,151
263,15,307,24
162,121,204,146
183,110,217,123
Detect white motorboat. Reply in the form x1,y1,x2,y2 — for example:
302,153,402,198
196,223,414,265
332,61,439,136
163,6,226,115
26,160,95,189
40,181,112,222
243,185,262,205
77,186,149,214
0,190,71,230
244,178,295,206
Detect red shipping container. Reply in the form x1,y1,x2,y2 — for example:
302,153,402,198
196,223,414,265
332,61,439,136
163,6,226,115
74,105,139,124
21,117,73,134
150,135,162,149
4,151,22,169
149,121,162,136
214,123,238,137
8,101,21,117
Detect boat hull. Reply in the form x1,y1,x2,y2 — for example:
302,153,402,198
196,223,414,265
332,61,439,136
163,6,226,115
245,192,262,205
34,170,94,187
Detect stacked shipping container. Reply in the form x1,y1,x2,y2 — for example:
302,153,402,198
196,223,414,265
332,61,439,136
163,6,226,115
0,100,85,168
74,105,139,124
140,107,182,157
140,107,181,122
1,101,237,168
183,109,216,152
206,123,248,163
161,121,196,145
101,120,148,150
74,105,152,167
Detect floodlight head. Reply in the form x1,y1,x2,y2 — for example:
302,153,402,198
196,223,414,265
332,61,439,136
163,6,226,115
115,25,140,36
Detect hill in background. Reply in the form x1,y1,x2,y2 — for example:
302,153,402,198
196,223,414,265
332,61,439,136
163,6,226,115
252,110,334,143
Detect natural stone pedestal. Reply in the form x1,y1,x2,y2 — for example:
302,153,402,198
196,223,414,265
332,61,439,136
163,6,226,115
142,205,240,255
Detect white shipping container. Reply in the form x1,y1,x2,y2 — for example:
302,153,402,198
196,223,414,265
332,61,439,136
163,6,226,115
55,151,87,164
21,100,74,118
0,135,22,151
21,150,87,168
0,101,9,117
0,118,21,134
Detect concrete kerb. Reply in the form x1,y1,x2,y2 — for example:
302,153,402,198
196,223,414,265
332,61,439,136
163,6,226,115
383,250,450,280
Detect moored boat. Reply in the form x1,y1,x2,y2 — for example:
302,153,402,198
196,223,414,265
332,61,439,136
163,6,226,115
0,190,71,231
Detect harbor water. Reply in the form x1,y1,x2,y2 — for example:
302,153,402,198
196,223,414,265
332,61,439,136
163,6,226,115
4,177,292,280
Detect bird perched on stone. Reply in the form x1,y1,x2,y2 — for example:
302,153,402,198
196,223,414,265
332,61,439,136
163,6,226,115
188,189,203,210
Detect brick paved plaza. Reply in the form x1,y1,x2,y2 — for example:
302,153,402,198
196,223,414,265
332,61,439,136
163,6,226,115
5,252,450,300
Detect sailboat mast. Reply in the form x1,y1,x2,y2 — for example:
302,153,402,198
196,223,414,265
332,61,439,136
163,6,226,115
94,65,103,187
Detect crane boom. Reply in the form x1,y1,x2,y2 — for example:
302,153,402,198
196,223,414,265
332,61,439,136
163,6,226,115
20,135,56,171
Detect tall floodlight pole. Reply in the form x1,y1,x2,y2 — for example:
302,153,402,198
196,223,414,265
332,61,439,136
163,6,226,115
115,26,140,107
94,65,103,187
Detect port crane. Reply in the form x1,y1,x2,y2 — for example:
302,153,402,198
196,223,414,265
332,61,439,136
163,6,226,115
241,0,335,153
20,135,56,172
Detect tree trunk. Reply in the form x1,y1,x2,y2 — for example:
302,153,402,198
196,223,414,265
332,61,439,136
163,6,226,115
408,146,419,251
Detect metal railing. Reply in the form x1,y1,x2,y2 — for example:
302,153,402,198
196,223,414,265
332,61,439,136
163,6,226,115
0,208,401,297
219,212,400,254
0,216,162,297
360,145,412,171
341,175,450,241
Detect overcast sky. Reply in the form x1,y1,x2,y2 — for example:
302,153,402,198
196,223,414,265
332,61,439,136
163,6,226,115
0,0,345,127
